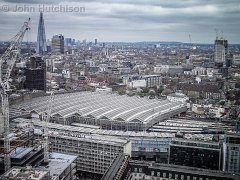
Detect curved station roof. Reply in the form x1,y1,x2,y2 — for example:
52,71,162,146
11,92,186,124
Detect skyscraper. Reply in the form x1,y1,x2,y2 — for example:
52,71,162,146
214,38,228,67
52,34,64,54
25,56,46,91
36,12,47,55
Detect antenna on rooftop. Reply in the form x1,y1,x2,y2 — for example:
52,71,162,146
215,29,219,40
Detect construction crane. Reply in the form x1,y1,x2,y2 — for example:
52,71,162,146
189,34,192,64
42,90,54,164
177,46,181,65
0,18,31,172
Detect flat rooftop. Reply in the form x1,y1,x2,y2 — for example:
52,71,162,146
12,118,222,142
130,161,240,180
31,119,174,139
10,147,33,159
47,152,77,177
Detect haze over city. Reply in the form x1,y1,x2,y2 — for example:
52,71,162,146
0,0,240,43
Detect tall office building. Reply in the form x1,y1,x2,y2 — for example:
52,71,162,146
94,38,98,45
65,38,72,46
25,56,46,91
214,38,228,67
52,34,64,54
36,12,47,55
72,39,75,45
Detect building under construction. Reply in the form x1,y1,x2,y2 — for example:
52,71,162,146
11,118,131,176
0,152,77,180
0,125,37,174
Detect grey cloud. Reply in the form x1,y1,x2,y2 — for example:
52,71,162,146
0,0,240,43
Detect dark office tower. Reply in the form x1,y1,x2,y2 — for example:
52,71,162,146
214,38,228,68
25,56,46,91
94,39,98,45
169,138,222,170
36,12,47,55
52,34,64,54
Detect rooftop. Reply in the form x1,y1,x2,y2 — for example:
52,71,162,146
130,161,240,180
11,91,186,124
10,147,33,159
47,152,77,178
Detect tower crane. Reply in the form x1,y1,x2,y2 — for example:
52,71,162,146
0,18,31,172
189,34,192,64
42,90,54,163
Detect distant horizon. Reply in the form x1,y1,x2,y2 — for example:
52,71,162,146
1,40,239,46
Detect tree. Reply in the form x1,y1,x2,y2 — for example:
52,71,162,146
161,88,172,96
219,100,226,106
156,85,164,96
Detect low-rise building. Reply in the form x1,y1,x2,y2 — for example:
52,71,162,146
145,75,162,88
127,161,240,180
167,92,189,103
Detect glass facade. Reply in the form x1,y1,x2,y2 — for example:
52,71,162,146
37,12,47,55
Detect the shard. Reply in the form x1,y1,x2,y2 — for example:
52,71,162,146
36,12,47,55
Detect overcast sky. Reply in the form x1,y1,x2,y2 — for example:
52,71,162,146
0,0,240,43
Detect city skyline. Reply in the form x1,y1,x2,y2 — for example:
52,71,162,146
0,0,240,43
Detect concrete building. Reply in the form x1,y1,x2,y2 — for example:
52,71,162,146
52,34,64,54
32,123,131,175
233,55,240,67
178,83,222,100
31,119,174,163
154,65,183,75
117,67,131,74
145,75,162,88
223,132,240,173
167,92,189,103
192,67,207,76
128,79,146,88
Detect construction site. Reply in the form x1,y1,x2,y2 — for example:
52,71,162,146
0,17,78,180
